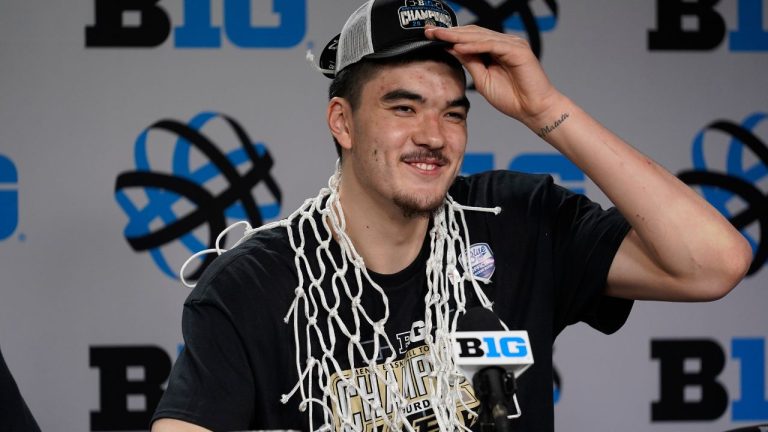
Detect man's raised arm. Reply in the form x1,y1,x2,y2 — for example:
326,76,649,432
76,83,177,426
426,25,752,301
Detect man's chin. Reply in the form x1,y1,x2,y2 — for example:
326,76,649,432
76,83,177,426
393,194,446,219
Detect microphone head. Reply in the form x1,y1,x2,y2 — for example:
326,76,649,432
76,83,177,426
457,307,505,332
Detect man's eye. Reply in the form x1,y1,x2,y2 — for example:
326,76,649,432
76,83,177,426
446,111,466,121
394,106,414,114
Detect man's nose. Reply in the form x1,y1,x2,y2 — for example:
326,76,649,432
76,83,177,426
413,113,445,149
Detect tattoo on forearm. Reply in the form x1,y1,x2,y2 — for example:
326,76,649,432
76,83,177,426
537,113,570,139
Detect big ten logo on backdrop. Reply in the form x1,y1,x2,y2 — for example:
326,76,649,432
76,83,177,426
114,112,282,282
447,0,558,58
677,112,768,275
652,338,768,422
649,0,768,51
86,0,306,48
462,153,585,194
90,345,179,430
0,155,20,242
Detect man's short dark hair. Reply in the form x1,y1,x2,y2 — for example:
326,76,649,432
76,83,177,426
328,48,466,159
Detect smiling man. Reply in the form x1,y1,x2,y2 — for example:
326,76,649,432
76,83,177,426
151,1,752,431
326,55,471,274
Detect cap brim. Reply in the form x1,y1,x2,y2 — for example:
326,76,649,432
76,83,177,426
365,39,452,59
317,38,452,79
317,34,341,79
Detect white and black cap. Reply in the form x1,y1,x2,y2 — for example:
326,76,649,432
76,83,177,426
318,0,459,78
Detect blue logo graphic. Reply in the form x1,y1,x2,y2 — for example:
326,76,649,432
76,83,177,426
462,152,585,194
446,0,558,57
678,112,767,275
115,112,282,281
0,155,19,241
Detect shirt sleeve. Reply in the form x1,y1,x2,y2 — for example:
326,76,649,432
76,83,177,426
151,234,301,432
545,178,633,336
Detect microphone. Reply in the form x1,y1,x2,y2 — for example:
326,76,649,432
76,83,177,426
452,307,534,432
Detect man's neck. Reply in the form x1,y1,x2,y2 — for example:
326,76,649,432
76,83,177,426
337,185,431,276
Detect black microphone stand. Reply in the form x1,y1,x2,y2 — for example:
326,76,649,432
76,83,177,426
473,366,519,432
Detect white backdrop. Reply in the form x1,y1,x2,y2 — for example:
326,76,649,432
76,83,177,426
1,0,766,431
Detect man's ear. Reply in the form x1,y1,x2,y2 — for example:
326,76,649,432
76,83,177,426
327,97,353,151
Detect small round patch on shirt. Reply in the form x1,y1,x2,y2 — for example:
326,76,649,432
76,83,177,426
460,243,496,281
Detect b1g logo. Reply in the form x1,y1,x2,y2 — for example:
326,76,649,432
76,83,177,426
649,0,768,51
677,112,766,275
455,334,529,359
453,331,534,379
86,0,306,48
652,338,768,422
114,112,282,282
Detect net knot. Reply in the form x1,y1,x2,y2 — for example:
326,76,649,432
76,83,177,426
373,322,385,334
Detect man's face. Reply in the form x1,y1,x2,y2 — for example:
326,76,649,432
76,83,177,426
341,60,468,217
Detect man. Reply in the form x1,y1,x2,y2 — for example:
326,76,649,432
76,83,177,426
152,0,751,431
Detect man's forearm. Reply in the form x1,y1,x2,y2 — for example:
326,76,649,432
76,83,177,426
151,418,211,432
525,95,752,301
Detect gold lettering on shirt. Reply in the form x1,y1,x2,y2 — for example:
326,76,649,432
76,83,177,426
328,345,479,432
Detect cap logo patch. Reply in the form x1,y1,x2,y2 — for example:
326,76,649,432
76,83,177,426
398,0,454,29
460,243,496,281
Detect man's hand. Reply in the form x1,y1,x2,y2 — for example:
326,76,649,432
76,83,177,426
425,25,561,126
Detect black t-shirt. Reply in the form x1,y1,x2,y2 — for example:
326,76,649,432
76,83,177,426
153,170,633,431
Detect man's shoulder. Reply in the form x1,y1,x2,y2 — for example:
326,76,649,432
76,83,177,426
450,170,556,205
186,224,296,302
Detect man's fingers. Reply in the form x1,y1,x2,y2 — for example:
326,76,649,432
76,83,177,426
444,48,490,93
426,27,530,61
452,40,525,65
427,24,495,36
446,48,486,76
426,25,526,44
425,27,491,44
452,39,500,55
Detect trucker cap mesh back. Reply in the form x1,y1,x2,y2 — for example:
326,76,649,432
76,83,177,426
337,2,375,73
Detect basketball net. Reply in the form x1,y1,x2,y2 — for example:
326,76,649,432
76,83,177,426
182,163,502,432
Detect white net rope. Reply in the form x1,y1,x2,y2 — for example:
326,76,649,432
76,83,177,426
181,165,502,432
